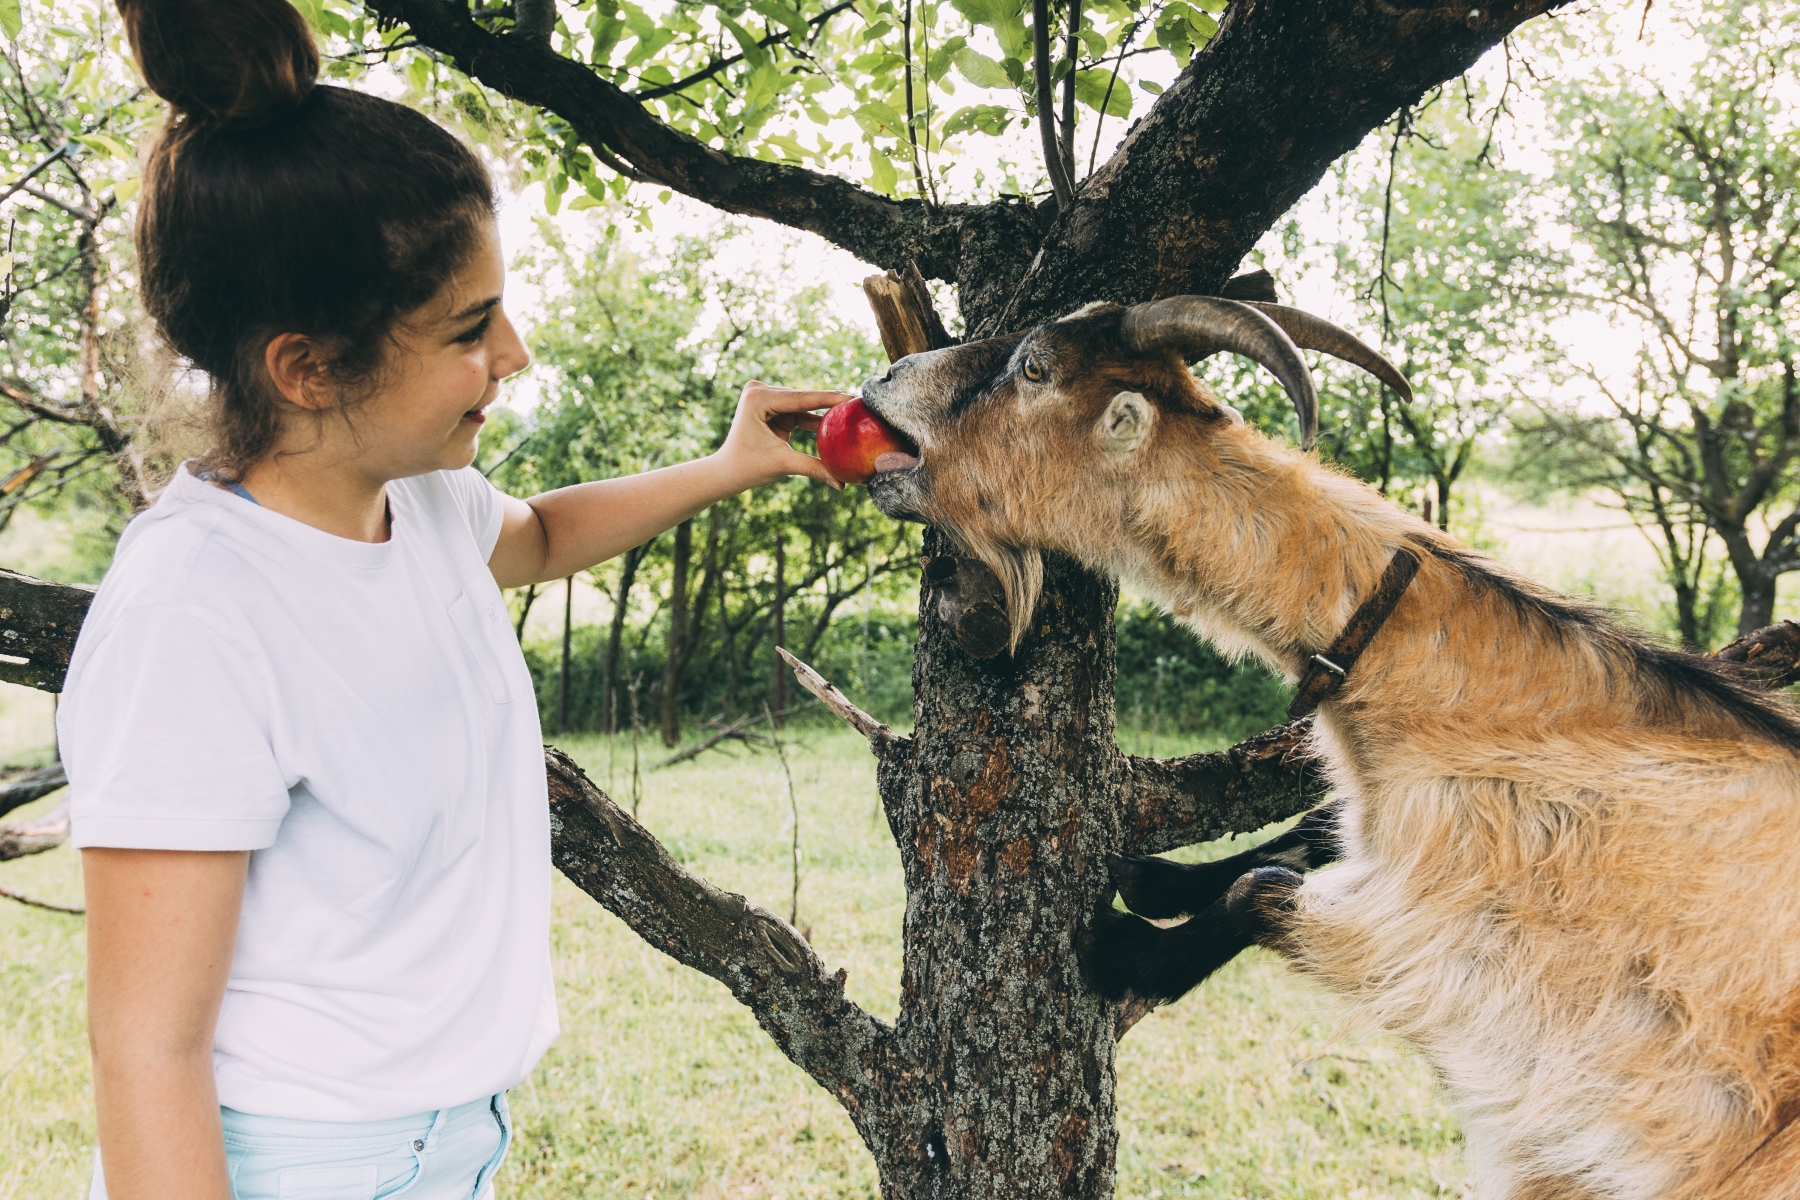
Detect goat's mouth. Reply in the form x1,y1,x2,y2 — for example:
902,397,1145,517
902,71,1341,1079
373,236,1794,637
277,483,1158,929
857,395,925,478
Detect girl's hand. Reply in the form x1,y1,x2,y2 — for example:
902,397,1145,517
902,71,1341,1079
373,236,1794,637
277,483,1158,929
718,382,853,490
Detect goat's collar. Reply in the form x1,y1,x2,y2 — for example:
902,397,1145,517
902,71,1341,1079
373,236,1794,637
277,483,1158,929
1286,547,1422,720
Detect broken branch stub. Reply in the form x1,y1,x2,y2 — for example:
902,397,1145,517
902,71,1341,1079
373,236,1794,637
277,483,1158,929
923,554,1010,660
860,263,954,362
1712,619,1800,689
775,646,897,750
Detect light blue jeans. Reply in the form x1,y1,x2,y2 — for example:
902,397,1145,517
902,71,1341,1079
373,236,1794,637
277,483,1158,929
89,1092,512,1199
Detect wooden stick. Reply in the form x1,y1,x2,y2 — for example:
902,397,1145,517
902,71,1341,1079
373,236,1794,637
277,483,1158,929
776,647,896,748
0,884,83,915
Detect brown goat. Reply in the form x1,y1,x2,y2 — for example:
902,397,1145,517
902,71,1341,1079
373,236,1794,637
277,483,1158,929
861,299,1800,1200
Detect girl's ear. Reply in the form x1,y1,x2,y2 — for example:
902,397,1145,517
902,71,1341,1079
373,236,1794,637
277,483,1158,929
264,332,335,411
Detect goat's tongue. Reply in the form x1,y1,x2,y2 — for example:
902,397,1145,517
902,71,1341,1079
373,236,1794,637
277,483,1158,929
874,450,921,472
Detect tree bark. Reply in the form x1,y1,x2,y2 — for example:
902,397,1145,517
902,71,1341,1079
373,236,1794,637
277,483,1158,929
660,519,693,746
873,534,1126,1197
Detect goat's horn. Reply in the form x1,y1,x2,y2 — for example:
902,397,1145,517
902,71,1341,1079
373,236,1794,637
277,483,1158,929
1241,302,1414,404
1121,296,1320,450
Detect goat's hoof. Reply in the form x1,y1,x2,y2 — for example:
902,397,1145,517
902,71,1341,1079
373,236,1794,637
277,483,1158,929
1109,853,1199,919
1226,866,1304,937
1081,906,1167,1001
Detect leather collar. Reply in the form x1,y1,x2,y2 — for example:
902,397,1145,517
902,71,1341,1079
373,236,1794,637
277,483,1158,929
1287,547,1421,720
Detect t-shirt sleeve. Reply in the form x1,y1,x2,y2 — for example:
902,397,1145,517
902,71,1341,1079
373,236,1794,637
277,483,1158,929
64,604,292,851
440,467,506,562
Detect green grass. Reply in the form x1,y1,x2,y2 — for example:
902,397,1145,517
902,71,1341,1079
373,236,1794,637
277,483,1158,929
1,688,1468,1199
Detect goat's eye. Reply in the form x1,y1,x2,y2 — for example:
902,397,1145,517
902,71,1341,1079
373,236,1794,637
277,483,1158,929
1022,356,1043,382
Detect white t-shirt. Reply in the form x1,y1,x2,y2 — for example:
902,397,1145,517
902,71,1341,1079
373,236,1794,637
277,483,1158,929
62,464,558,1121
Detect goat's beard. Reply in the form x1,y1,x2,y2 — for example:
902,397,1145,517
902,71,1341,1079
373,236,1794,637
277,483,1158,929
871,469,1046,653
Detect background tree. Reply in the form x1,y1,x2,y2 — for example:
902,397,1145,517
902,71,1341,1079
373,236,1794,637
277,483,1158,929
492,227,920,742
1519,0,1800,636
0,3,156,569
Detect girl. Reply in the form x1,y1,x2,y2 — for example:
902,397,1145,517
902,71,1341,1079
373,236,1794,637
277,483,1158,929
62,2,847,1197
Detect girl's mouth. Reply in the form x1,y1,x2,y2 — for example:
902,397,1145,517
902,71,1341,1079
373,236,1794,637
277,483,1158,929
463,408,486,425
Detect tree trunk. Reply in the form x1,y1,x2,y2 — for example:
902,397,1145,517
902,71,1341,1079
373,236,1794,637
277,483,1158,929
603,545,646,735
660,519,692,746
1740,572,1778,638
872,534,1125,1197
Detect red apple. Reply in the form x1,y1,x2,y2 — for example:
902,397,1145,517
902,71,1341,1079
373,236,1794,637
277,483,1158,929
816,398,920,485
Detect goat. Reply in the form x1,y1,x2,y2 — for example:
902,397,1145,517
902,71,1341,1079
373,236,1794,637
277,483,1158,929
860,298,1800,1200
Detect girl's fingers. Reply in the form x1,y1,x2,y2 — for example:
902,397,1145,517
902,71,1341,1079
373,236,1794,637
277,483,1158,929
778,447,844,489
747,383,855,414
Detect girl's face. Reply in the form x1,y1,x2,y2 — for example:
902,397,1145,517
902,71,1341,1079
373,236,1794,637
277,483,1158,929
363,221,530,479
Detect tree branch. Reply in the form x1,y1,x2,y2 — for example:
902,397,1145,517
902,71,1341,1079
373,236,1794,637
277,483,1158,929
632,0,858,101
365,0,1023,280
1119,720,1330,856
544,748,913,1145
776,647,898,750
0,798,69,864
1032,0,1075,209
1711,619,1800,689
0,762,67,822
994,0,1574,329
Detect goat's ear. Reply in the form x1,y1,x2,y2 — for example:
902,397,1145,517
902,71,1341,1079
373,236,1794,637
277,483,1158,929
1098,390,1156,454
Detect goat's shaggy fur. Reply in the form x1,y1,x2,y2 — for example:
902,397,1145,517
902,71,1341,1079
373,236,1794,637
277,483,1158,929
862,302,1800,1200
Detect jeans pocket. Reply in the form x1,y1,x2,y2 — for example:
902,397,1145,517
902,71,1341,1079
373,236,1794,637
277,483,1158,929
276,1164,378,1200
472,1094,512,1193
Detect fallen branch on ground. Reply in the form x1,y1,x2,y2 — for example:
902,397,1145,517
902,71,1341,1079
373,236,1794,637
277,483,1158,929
0,798,69,863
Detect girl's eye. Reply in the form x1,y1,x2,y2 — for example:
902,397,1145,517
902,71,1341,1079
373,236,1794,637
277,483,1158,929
1022,356,1043,382
455,313,493,345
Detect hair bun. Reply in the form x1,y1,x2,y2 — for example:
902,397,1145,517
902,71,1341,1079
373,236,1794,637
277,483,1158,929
119,0,319,128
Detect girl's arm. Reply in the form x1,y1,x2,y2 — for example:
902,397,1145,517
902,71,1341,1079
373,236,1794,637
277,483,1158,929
84,848,249,1200
487,382,849,588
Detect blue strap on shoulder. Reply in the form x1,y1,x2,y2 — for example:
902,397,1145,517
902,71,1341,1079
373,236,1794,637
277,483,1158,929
197,471,260,507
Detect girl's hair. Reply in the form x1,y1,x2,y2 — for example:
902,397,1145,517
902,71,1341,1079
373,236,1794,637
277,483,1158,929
119,0,495,479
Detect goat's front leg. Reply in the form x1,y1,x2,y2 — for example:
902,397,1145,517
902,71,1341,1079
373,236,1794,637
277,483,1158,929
1084,866,1304,1003
1110,798,1342,920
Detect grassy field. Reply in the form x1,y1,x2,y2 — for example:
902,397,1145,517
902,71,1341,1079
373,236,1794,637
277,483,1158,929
1,686,1468,1199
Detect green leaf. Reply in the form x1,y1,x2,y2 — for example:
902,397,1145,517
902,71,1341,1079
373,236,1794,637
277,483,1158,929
405,54,431,97
591,17,628,62
953,47,1012,90
853,100,907,138
0,0,19,41
748,0,809,38
0,252,13,279
288,0,327,36
73,133,131,160
942,103,1013,138
1074,68,1131,117
718,15,769,68
1138,78,1163,95
868,145,898,195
